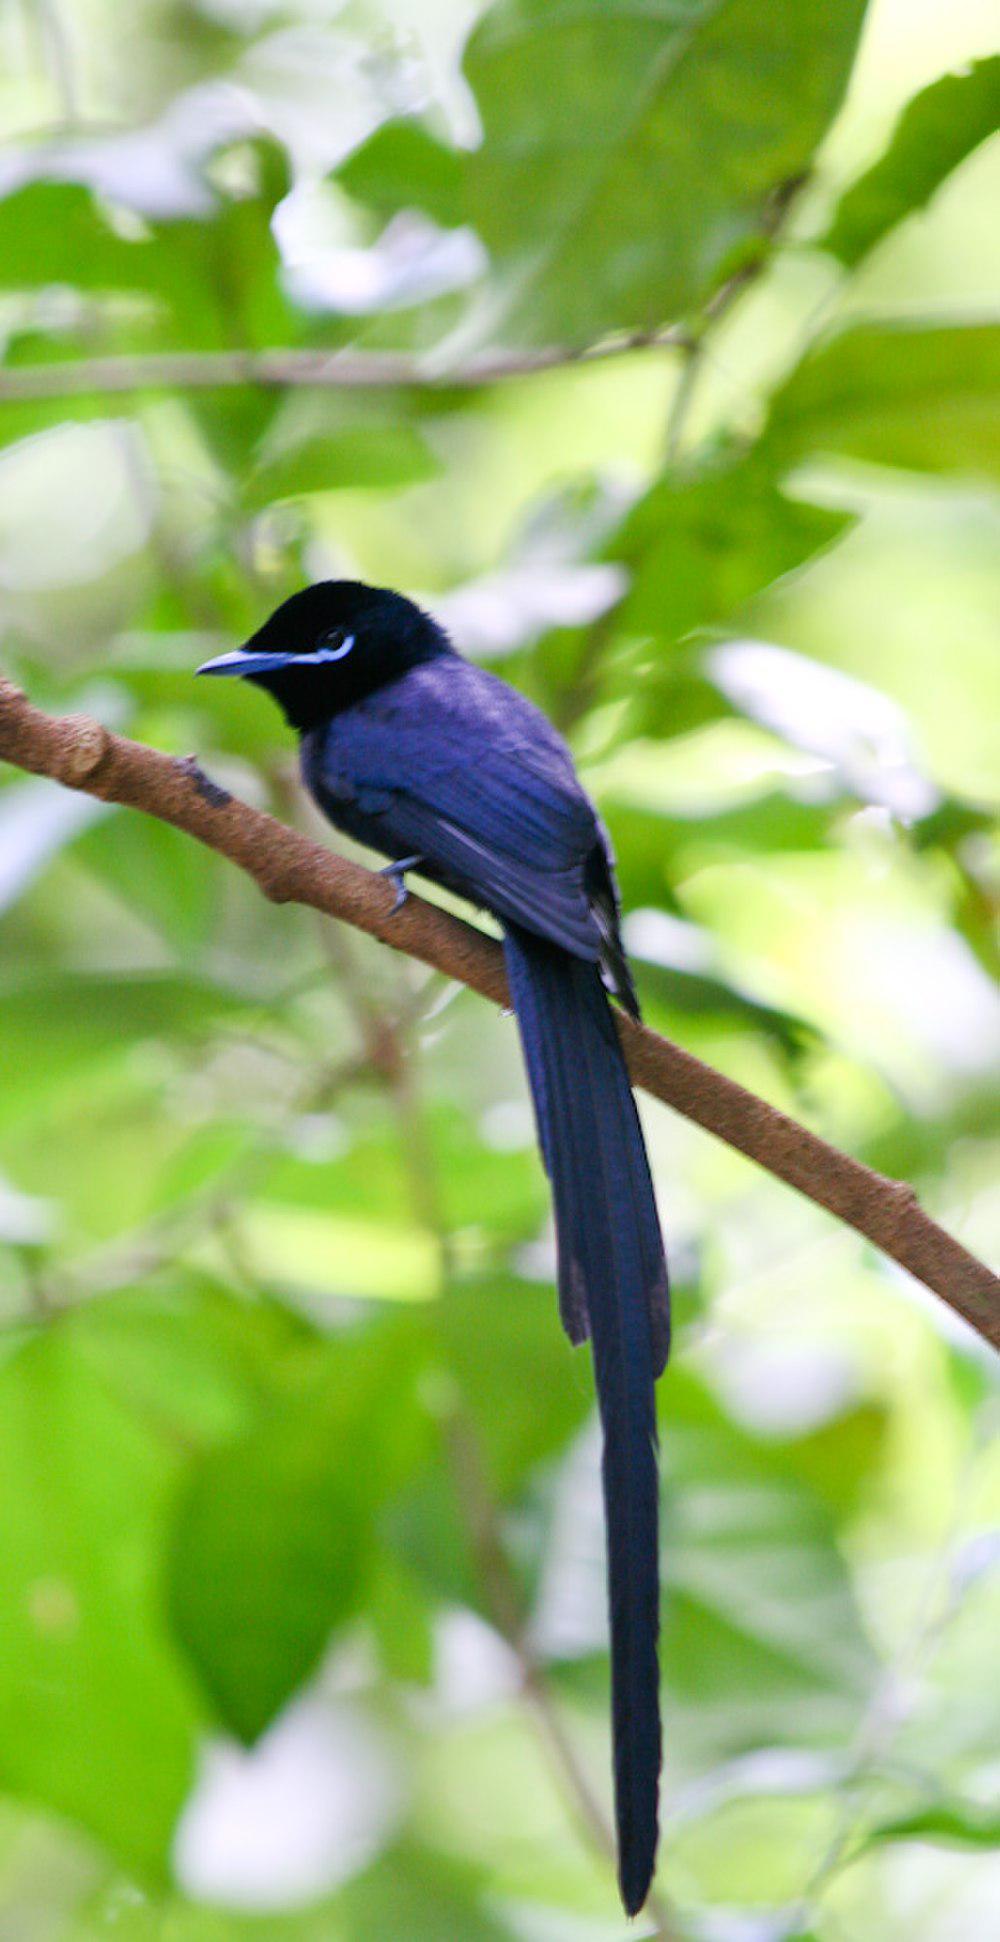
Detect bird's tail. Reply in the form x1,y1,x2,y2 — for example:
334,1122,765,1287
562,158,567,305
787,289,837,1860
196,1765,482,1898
503,923,669,1916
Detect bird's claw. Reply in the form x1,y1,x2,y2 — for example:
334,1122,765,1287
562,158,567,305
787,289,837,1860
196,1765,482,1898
379,854,422,914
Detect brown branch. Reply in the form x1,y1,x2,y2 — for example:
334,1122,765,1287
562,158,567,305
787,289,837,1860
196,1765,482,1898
0,329,689,405
1,678,997,1350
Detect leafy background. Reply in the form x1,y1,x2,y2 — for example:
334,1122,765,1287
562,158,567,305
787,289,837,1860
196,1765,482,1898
0,0,998,1935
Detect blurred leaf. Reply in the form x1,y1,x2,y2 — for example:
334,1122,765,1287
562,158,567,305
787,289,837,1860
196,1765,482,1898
767,1402,889,1521
242,390,438,504
369,1557,435,1685
613,454,850,646
260,1097,544,1249
384,1455,480,1612
237,1203,442,1304
74,811,221,948
0,1333,196,1876
437,1278,594,1499
167,1318,429,1741
336,1841,518,1940
864,1800,1000,1851
0,183,148,294
67,1279,312,1450
824,57,1000,265
424,1102,545,1242
636,958,816,1056
0,140,294,352
660,1371,878,1759
339,123,465,230
764,322,1000,479
248,428,435,500
0,974,263,1130
341,0,869,343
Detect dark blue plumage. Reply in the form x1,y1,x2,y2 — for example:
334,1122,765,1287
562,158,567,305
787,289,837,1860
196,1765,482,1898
198,581,669,1915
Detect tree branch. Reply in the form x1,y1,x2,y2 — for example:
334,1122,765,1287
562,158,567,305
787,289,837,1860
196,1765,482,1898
1,678,997,1350
0,330,689,405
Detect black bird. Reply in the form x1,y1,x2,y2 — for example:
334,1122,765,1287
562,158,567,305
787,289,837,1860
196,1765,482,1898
198,582,669,1914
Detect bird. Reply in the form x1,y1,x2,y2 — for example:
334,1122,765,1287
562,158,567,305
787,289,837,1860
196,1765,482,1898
198,580,669,1915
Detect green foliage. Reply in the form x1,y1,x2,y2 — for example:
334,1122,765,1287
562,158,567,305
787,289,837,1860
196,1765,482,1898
764,321,1000,479
0,0,997,1933
0,1333,198,1876
611,452,851,650
660,1371,879,1761
169,1318,430,1741
824,56,1000,265
340,0,870,343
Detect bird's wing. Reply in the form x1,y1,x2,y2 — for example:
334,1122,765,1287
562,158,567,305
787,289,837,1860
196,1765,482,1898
304,660,604,961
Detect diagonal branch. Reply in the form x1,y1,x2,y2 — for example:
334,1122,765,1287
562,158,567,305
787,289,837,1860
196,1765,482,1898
1,677,997,1350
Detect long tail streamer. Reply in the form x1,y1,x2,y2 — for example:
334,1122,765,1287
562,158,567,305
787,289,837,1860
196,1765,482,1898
504,924,668,1914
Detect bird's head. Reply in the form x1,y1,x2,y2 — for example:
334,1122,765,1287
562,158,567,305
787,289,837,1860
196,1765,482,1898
196,580,452,729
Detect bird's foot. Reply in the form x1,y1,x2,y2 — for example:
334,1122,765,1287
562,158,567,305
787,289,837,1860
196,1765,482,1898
379,855,423,914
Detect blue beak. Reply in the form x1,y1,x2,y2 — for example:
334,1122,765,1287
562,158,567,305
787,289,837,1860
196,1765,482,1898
197,636,355,678
196,649,295,678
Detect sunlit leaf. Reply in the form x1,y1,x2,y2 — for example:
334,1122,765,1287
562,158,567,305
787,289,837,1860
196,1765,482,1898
0,974,264,1130
339,123,465,230
659,1372,879,1761
824,57,1000,266
0,1333,197,1875
168,1319,429,1741
864,1800,1000,1851
764,323,1000,480
613,454,850,647
338,0,870,344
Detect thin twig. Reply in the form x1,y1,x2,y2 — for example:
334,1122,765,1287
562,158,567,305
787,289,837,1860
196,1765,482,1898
0,329,691,406
1,681,997,1349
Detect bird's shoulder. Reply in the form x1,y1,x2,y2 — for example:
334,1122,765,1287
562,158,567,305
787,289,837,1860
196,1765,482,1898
312,656,590,808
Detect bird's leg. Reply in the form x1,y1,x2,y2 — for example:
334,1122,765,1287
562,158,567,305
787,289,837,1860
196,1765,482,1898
379,854,423,914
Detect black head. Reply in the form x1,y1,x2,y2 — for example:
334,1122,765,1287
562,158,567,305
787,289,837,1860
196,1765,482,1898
196,581,453,730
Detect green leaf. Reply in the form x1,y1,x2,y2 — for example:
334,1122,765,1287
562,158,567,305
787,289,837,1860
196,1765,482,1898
764,322,1000,480
436,1278,594,1498
242,391,440,507
339,123,465,229
0,140,294,351
67,1279,312,1450
824,57,1000,265
343,0,869,343
336,1841,518,1940
614,454,850,646
659,1371,878,1761
167,1320,429,1741
0,183,146,294
237,1203,442,1305
0,1334,197,1875
74,811,221,948
0,973,262,1131
865,1801,1000,1851
369,1557,435,1684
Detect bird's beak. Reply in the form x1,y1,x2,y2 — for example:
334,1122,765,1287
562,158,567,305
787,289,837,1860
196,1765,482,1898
196,648,295,678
